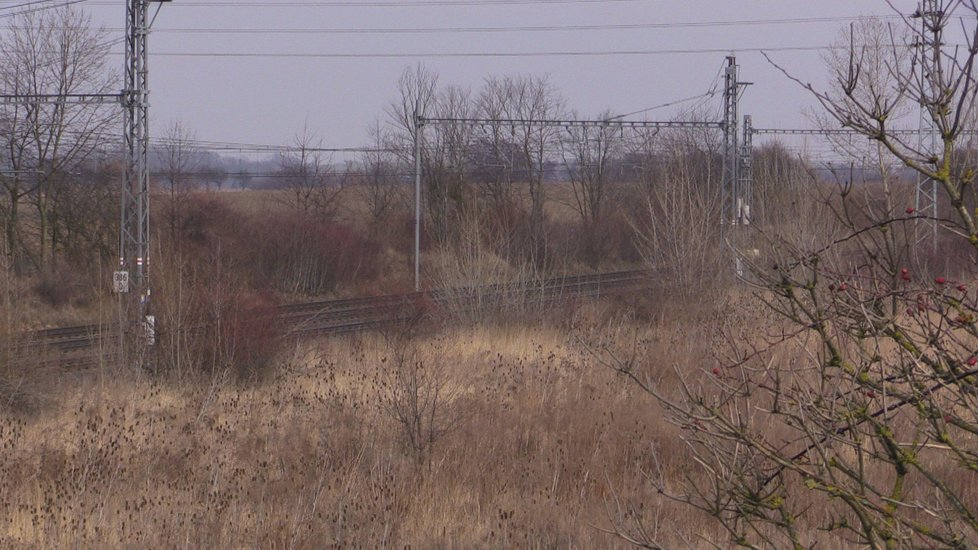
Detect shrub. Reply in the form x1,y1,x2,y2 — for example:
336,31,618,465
246,214,381,296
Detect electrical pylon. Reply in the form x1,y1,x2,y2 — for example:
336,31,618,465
119,0,165,365
740,114,754,225
914,0,940,251
722,55,751,228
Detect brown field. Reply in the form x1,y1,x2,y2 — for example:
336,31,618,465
5,8,978,544
0,309,729,548
215,182,583,226
4,154,978,548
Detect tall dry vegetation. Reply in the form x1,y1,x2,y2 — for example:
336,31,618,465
0,11,769,548
0,321,733,548
0,6,118,273
593,3,978,548
9,2,978,549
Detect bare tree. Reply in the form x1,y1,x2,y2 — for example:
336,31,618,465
376,335,466,469
386,63,438,169
356,120,404,235
470,84,521,229
623,105,726,298
629,128,726,299
52,156,119,264
384,65,478,242
0,6,118,270
278,125,340,220
156,122,200,248
235,170,255,191
423,84,475,242
621,127,662,199
200,165,228,192
751,142,808,228
601,5,978,548
560,110,623,226
480,75,566,255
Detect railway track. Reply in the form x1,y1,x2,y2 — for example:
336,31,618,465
4,269,652,369
10,324,110,353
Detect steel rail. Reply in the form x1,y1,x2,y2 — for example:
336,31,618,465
4,269,654,369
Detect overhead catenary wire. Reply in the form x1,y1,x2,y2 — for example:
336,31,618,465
604,91,716,121
86,0,651,7
0,0,67,12
101,45,878,60
153,138,399,154
2,1,967,176
96,38,968,61
0,0,89,19
156,167,590,179
0,15,914,34
607,58,727,121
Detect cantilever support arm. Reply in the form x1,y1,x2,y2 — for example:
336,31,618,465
0,93,123,106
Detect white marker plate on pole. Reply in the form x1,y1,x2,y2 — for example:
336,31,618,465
113,271,130,293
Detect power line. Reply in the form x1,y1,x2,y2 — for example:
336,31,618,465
608,60,726,121
419,116,721,129
159,166,641,179
604,92,716,121
88,0,650,7
105,45,844,60
0,0,64,12
105,39,971,61
0,15,917,36
3,15,908,35
751,127,969,136
0,0,89,18
153,138,398,154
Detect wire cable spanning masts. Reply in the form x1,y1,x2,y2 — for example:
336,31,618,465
88,0,650,7
0,0,90,19
417,116,721,129
753,128,868,136
151,138,398,154
0,92,122,104
3,15,913,34
752,127,978,136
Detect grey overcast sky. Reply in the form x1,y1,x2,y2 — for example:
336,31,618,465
64,1,941,153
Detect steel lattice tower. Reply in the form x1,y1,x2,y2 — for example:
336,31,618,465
915,0,940,250
0,1,163,363
722,56,739,227
120,0,156,360
739,114,754,225
722,56,751,227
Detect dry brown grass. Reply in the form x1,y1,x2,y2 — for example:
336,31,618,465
0,314,730,548
5,285,972,547
219,186,390,232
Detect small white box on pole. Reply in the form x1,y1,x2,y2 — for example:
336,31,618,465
144,315,156,346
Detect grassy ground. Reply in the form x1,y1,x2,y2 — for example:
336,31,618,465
0,309,726,548
9,180,619,331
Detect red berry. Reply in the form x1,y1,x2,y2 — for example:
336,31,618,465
958,284,968,293
967,357,977,367
712,367,722,377
838,283,848,292
865,390,876,398
906,207,916,214
936,277,947,285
